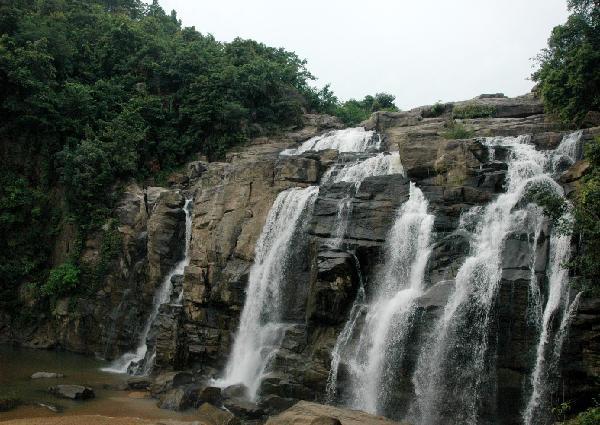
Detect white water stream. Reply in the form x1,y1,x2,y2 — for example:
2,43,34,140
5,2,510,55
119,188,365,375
215,186,319,400
103,198,193,374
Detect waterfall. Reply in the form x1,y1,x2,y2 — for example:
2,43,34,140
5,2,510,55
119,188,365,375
102,198,193,374
523,131,584,425
325,152,404,185
325,254,366,403
522,230,573,424
280,128,380,156
324,152,404,249
215,186,319,400
326,184,434,413
409,132,582,425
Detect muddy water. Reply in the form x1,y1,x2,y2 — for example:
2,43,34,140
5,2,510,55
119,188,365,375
0,346,198,422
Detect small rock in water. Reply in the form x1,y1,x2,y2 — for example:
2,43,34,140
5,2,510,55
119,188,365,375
31,372,65,379
37,402,63,413
49,384,95,400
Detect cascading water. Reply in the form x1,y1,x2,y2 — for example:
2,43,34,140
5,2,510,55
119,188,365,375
280,127,380,156
325,254,366,403
329,184,434,414
215,186,319,400
409,132,582,425
523,131,585,425
217,128,399,399
323,152,404,249
103,198,193,374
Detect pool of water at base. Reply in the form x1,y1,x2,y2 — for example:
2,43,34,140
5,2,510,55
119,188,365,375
0,345,199,421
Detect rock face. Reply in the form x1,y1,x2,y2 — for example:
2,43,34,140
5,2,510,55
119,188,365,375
2,102,599,424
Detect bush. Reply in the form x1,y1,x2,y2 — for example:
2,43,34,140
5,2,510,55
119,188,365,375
452,103,496,119
321,92,400,125
430,101,446,117
567,407,600,425
41,262,80,297
441,121,474,139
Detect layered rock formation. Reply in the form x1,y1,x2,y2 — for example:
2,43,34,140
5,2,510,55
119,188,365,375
2,94,599,424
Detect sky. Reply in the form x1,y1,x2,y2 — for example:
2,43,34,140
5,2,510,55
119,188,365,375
152,0,570,110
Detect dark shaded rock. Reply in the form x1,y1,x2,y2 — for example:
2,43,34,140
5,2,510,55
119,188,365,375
49,384,95,400
258,394,298,415
31,372,64,379
223,398,265,420
582,111,600,128
181,384,223,408
126,376,152,390
306,250,359,326
0,398,21,412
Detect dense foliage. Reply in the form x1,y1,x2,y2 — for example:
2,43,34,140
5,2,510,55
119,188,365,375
308,88,400,125
533,0,599,124
568,137,600,292
0,0,399,302
533,0,600,295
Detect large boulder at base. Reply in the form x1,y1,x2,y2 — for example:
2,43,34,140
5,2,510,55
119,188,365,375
31,372,64,379
197,402,241,425
49,385,95,400
157,387,188,411
150,371,193,397
265,401,406,425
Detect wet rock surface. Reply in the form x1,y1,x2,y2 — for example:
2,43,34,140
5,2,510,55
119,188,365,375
49,385,95,400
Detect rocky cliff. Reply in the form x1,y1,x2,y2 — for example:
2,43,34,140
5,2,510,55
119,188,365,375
2,94,599,424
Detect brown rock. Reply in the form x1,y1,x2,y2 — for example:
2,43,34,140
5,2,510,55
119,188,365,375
265,401,406,425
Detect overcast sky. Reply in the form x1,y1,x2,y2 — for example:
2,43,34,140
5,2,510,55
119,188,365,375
154,0,569,110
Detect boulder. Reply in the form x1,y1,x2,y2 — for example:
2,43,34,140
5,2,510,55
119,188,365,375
49,384,95,400
31,372,65,379
222,383,249,400
258,394,298,415
126,376,153,390
197,386,223,406
223,398,265,420
265,401,406,425
150,371,193,397
197,402,241,425
157,387,188,411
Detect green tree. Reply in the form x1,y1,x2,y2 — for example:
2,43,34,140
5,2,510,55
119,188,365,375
533,1,600,124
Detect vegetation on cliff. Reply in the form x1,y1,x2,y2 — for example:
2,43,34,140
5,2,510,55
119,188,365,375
532,0,600,294
0,0,398,302
533,0,599,125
